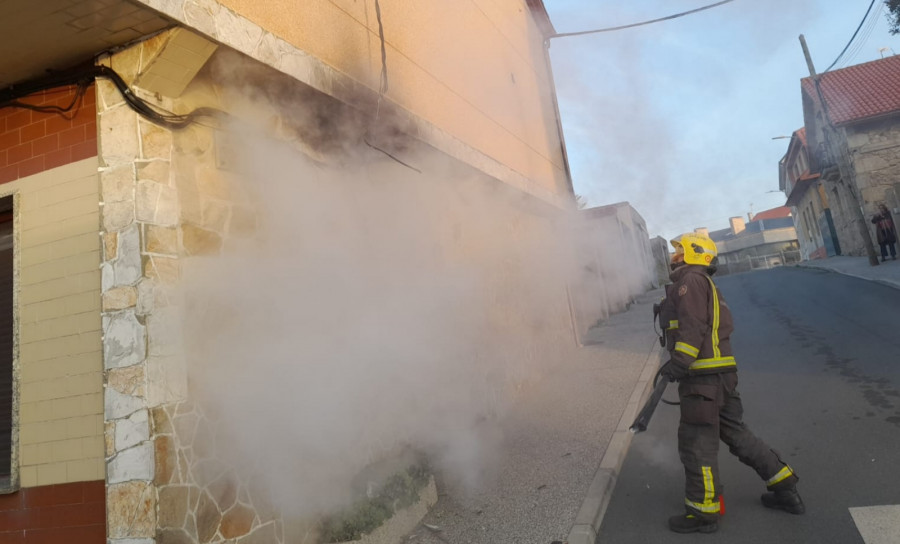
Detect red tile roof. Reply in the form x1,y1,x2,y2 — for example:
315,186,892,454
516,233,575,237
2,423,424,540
794,127,807,146
752,206,792,221
801,55,900,126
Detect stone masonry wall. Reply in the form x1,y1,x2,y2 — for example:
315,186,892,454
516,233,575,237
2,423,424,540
99,32,289,544
98,34,176,542
848,119,900,215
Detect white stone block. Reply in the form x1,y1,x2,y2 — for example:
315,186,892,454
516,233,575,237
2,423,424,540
104,311,147,369
136,280,156,316
108,441,154,483
105,387,145,420
100,106,140,167
102,201,135,232
102,262,115,293
147,306,183,357
146,354,189,406
215,5,264,55
136,180,179,226
114,225,143,287
115,409,150,451
277,47,316,88
183,0,220,38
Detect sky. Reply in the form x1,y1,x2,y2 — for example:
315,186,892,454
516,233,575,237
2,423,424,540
543,0,900,242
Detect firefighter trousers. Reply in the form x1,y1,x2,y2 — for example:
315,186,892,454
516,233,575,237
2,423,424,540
677,371,795,516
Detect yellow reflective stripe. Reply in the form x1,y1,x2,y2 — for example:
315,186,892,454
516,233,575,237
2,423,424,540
668,320,679,329
690,357,736,370
705,276,721,358
703,466,715,505
684,497,720,514
767,465,795,487
675,342,699,358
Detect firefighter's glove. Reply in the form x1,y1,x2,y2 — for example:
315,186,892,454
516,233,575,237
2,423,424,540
660,360,689,382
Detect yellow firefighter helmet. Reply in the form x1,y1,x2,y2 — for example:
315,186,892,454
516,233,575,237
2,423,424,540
671,233,718,266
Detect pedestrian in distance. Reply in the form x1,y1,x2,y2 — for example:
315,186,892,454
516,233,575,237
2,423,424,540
655,232,804,534
871,203,897,262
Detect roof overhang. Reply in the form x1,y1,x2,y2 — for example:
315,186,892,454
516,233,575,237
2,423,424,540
0,0,172,91
785,175,819,207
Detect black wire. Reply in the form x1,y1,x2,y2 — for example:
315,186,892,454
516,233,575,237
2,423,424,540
0,64,229,130
6,83,88,119
374,0,388,95
835,1,882,69
364,138,421,172
2,59,423,174
364,0,421,173
551,0,736,39
824,0,877,72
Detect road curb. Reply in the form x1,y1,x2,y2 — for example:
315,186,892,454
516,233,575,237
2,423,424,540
566,339,663,544
794,263,900,291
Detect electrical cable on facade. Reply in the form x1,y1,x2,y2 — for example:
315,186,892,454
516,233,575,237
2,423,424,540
0,64,229,130
363,0,422,173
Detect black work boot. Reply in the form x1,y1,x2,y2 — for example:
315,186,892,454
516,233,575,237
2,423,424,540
668,510,718,534
761,478,805,515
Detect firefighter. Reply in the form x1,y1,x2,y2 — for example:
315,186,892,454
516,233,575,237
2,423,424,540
657,232,804,534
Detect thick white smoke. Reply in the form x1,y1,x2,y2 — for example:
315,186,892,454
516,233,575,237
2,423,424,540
178,130,579,517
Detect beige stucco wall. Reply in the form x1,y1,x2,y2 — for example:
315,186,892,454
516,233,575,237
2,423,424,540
8,158,104,487
138,0,569,207
218,0,565,197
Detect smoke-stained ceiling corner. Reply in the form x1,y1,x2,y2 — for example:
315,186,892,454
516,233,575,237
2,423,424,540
0,0,172,89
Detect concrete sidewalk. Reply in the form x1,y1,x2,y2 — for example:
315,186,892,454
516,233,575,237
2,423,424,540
795,255,900,290
407,289,664,544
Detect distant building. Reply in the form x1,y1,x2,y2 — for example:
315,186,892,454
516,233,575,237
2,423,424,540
571,202,657,338
703,207,800,275
650,236,671,286
780,127,841,260
799,55,900,257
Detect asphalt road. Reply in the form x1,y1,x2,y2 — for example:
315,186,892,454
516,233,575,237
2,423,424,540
597,266,900,544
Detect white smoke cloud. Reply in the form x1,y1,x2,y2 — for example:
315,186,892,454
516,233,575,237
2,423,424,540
178,130,581,517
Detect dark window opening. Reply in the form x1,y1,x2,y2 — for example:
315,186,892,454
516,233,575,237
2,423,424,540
0,195,13,489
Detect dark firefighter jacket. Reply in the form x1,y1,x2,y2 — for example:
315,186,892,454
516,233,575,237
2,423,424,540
658,264,737,375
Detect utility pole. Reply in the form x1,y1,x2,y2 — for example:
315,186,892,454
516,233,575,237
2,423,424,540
799,35,879,266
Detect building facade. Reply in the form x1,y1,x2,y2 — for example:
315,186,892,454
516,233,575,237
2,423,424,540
570,202,658,339
705,208,801,276
800,55,900,258
780,128,840,260
0,2,595,542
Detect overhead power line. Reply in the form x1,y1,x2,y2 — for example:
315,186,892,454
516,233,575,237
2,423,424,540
551,0,736,39
824,0,877,72
836,1,883,69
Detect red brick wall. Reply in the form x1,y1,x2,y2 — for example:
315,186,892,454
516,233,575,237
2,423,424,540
0,85,97,184
0,481,105,543
0,85,103,542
